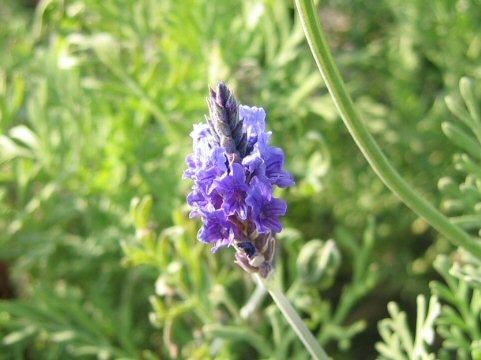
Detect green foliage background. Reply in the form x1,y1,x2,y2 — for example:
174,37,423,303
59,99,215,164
1,0,481,359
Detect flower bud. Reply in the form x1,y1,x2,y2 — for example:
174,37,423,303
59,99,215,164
296,239,340,288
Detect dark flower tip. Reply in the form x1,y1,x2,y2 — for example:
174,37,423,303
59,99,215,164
207,82,247,159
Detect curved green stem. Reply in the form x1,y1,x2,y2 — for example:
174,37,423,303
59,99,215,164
256,274,329,360
294,0,481,260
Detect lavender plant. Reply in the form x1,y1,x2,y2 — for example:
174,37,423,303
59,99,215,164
4,0,481,358
184,82,294,277
184,82,328,359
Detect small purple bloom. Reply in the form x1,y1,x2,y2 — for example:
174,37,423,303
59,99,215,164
246,176,287,233
240,105,266,144
264,147,295,188
214,162,249,220
184,82,294,277
198,210,235,251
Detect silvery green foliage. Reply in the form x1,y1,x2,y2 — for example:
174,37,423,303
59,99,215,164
289,219,379,351
430,79,481,358
431,255,481,359
377,78,481,359
6,0,481,358
440,77,481,239
439,77,481,294
376,295,440,360
296,239,340,288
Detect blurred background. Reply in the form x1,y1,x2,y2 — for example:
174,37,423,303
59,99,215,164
1,0,481,358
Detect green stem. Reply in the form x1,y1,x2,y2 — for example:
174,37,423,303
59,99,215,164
256,274,329,360
294,0,481,260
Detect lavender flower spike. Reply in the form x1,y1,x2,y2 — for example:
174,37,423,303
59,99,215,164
184,82,295,277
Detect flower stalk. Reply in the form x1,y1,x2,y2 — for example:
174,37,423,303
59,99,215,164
294,0,481,260
256,274,329,360
185,82,329,358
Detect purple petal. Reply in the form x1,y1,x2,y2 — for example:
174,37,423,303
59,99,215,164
240,105,266,136
214,163,249,219
198,210,233,246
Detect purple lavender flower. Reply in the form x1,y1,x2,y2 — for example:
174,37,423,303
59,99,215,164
214,162,249,220
184,82,294,277
246,176,287,234
198,210,236,252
